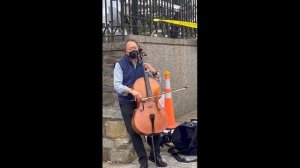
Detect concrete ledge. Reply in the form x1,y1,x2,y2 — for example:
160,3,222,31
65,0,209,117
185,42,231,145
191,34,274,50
127,35,197,46
102,35,197,52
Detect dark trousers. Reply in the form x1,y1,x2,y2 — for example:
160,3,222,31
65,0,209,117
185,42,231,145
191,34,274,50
119,101,162,164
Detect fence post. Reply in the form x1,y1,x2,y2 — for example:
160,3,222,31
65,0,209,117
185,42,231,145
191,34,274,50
170,0,180,38
132,0,138,35
121,0,125,41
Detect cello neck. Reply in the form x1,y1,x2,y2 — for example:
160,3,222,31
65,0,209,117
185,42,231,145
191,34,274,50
138,53,153,98
144,70,153,97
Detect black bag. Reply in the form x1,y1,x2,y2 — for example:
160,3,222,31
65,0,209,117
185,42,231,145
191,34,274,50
171,119,197,156
158,119,197,163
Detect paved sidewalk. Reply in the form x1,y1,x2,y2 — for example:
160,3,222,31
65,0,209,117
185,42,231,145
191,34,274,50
103,110,198,168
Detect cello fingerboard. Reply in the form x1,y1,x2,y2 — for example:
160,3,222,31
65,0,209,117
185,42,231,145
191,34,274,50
144,71,152,97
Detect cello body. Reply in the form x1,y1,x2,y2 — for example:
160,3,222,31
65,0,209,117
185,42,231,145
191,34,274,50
131,73,168,136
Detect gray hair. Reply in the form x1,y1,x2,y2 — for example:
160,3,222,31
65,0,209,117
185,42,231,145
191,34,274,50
124,39,139,52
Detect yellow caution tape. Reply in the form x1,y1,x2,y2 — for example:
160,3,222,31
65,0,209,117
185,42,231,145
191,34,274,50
153,18,197,28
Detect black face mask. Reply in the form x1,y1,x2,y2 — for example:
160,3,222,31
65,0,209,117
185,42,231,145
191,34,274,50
128,50,140,59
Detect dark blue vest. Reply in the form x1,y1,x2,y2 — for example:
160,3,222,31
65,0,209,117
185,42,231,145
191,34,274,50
117,55,144,102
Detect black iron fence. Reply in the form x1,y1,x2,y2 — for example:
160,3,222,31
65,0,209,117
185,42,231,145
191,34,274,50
102,0,197,42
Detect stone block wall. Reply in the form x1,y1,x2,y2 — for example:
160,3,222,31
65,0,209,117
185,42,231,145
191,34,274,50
102,42,137,163
102,119,136,163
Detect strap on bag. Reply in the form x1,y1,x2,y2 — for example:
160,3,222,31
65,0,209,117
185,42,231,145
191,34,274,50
167,119,198,162
167,146,197,163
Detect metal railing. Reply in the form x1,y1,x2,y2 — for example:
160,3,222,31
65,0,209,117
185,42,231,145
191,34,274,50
102,0,197,42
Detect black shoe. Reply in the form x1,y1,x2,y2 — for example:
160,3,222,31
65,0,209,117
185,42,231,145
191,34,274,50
148,155,168,167
140,163,148,168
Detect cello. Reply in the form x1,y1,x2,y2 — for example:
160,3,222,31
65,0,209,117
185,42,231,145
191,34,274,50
131,52,168,136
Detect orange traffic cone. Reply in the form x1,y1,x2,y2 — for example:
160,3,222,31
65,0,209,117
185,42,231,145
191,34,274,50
164,71,178,129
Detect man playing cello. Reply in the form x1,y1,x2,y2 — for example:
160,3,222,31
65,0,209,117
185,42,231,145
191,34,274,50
113,39,168,168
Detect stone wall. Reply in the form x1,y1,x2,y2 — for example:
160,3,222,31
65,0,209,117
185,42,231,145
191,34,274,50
102,35,197,163
129,35,197,116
